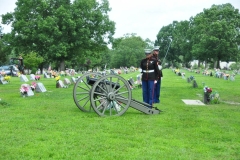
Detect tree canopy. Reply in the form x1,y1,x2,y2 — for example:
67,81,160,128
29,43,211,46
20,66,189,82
1,0,115,70
1,2,240,70
155,3,240,68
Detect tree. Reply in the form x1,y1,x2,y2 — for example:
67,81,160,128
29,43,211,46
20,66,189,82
23,51,44,74
156,23,179,67
0,26,12,65
1,0,115,71
110,34,147,68
191,3,240,68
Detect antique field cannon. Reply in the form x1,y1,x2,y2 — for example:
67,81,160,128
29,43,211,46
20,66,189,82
73,73,160,116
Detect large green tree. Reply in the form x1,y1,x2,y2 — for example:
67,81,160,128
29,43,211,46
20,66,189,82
110,34,147,68
0,26,12,65
191,3,240,68
1,0,115,71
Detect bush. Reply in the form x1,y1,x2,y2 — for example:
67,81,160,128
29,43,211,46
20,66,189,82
31,67,37,74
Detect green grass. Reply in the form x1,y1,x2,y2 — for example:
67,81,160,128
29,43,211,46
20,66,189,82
0,69,240,159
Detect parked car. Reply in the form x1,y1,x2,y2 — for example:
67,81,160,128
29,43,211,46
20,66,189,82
0,65,19,77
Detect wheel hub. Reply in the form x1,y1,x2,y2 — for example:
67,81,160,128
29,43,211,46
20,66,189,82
108,92,115,100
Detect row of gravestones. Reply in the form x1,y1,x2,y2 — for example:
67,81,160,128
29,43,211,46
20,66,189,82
57,77,80,88
186,76,198,88
20,76,80,97
42,72,80,84
21,82,47,97
21,74,78,84
1,73,79,88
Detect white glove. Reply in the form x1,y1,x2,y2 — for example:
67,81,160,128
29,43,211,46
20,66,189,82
154,80,157,84
158,65,162,70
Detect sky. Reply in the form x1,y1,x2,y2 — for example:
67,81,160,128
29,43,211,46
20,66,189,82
1,0,240,42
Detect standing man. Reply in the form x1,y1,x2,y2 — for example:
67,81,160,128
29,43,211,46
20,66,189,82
140,49,159,108
152,46,163,103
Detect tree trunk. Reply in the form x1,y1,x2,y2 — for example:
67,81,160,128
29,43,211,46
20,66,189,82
60,60,65,71
214,61,217,68
216,59,220,69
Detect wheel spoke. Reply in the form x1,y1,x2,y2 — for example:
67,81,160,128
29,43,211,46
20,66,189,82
73,73,102,112
90,74,131,116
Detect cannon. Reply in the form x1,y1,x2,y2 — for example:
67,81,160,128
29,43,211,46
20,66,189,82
73,73,161,116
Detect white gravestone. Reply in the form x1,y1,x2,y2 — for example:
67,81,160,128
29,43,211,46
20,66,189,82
58,80,65,88
64,78,71,85
20,75,29,82
71,77,76,84
0,77,8,84
30,74,35,80
20,84,34,97
35,82,47,92
44,72,50,78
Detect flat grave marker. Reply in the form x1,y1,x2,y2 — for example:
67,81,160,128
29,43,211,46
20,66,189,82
182,99,205,105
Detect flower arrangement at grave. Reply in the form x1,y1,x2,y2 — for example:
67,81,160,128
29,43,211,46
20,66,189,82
35,75,40,80
203,86,212,103
4,75,11,82
118,70,121,75
17,72,21,77
210,91,220,104
189,75,194,81
31,82,37,91
20,84,29,97
55,75,61,88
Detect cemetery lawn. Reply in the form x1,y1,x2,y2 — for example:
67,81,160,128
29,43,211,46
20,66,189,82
0,69,240,159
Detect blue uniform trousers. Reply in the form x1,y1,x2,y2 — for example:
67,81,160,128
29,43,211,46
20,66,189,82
154,79,161,103
142,80,155,108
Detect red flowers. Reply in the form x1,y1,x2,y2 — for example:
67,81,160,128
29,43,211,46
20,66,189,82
204,86,212,93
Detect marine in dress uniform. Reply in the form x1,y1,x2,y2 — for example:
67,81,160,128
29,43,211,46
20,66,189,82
152,46,163,103
140,49,160,108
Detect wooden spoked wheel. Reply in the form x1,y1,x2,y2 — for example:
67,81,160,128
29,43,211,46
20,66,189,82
90,74,132,116
73,72,103,112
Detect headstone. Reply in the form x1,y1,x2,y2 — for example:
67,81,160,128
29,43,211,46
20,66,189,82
20,84,34,97
136,75,142,88
44,72,50,78
64,78,71,85
57,80,65,88
187,77,190,83
30,74,35,80
230,75,235,81
203,92,210,104
0,77,8,84
137,74,141,81
193,80,198,88
35,82,47,92
71,77,76,84
27,88,34,96
129,77,135,86
20,75,29,82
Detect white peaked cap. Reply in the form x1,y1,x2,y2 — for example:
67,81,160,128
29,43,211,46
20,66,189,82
153,46,160,51
144,49,152,54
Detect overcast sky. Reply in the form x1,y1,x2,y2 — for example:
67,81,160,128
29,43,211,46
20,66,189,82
1,0,240,41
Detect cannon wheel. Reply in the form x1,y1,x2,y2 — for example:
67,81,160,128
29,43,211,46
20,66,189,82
90,74,132,116
73,72,103,112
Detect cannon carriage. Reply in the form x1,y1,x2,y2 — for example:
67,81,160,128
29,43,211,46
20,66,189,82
73,73,160,116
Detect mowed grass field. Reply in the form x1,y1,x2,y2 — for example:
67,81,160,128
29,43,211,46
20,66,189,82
0,69,239,160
